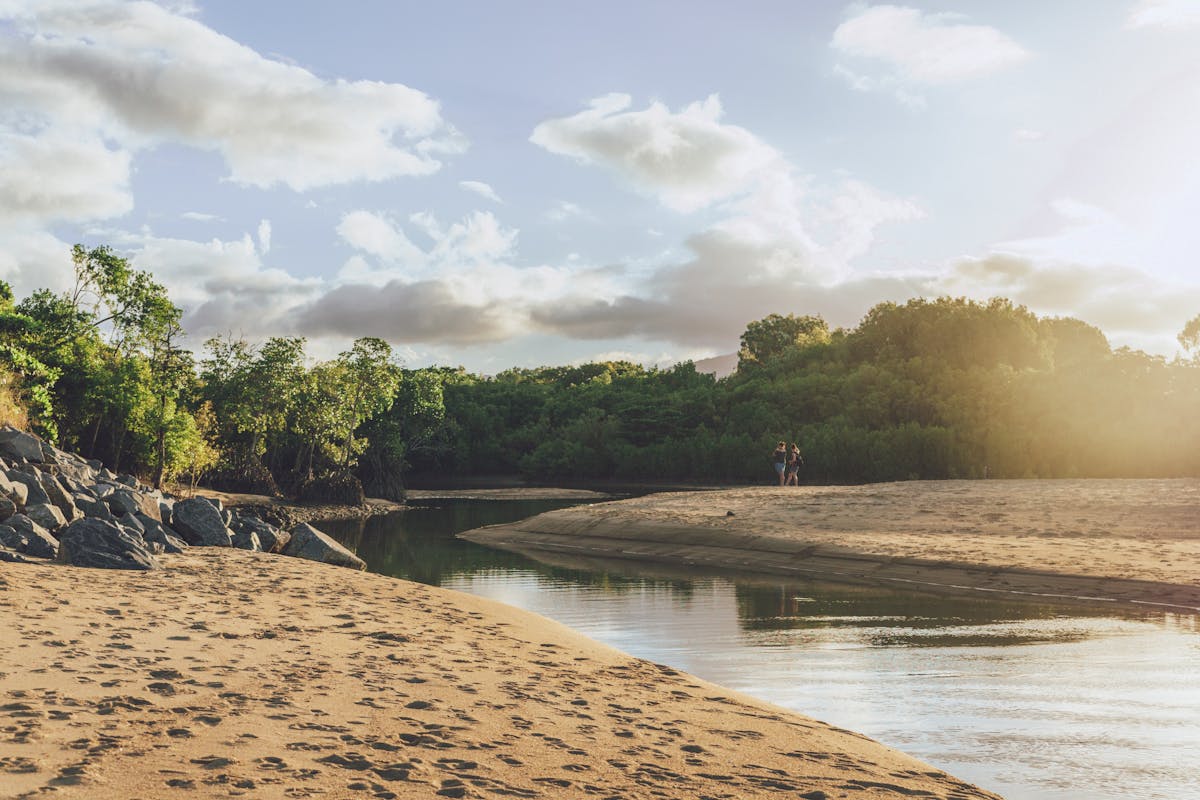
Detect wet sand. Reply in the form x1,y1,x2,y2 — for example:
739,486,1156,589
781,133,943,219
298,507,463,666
0,550,999,799
462,479,1200,612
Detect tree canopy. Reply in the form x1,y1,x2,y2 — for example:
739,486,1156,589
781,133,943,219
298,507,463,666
0,244,1196,494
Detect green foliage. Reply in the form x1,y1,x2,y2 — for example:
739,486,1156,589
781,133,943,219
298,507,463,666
1180,314,1200,356
738,313,829,371
3,245,1197,491
397,297,1200,484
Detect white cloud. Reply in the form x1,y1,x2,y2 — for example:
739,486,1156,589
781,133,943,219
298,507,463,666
832,5,1029,102
822,179,925,264
336,210,426,267
257,219,271,255
523,92,929,346
1128,0,1200,27
544,200,588,222
0,227,76,297
109,229,322,339
1014,128,1046,141
459,180,502,203
947,251,1200,353
0,127,132,222
531,93,783,213
0,0,462,194
181,211,221,222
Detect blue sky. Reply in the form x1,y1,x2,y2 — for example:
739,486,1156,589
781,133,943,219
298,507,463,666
2,0,1198,370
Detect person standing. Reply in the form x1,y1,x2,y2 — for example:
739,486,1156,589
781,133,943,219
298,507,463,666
786,443,803,486
772,441,788,485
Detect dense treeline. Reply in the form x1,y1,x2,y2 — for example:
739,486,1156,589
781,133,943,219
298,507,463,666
403,298,1200,484
0,244,1197,494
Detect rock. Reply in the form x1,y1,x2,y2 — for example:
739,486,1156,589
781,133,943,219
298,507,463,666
135,512,187,554
0,524,28,553
59,475,89,495
220,508,233,527
0,471,18,503
171,498,233,547
233,515,289,554
4,514,59,559
0,497,15,519
37,472,81,522
7,470,51,507
24,503,67,532
72,493,114,521
117,512,145,534
5,478,28,507
0,547,32,563
116,474,138,488
0,427,45,463
159,498,174,526
106,488,162,522
85,459,103,470
282,523,366,570
56,518,158,570
231,528,262,552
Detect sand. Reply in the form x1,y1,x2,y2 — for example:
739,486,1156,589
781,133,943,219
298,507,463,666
0,550,1000,800
406,489,612,502
462,479,1200,612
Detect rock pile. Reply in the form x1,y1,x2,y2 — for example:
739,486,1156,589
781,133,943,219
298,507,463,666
0,426,365,572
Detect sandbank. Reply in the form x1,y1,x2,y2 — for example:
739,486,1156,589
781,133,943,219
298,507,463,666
461,479,1200,612
0,550,999,799
406,488,612,502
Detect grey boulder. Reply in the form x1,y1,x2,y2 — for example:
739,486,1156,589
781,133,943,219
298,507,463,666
282,523,366,570
7,471,50,507
0,427,44,463
0,547,32,564
231,515,289,554
24,503,67,532
56,518,158,570
0,524,28,554
135,512,187,554
231,528,262,552
107,488,162,522
37,472,80,522
171,497,233,547
4,514,59,559
72,493,114,520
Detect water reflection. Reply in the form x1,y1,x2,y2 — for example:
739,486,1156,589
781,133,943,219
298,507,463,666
321,501,1200,800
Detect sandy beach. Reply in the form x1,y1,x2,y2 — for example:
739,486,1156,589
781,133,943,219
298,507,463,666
0,549,999,800
462,479,1200,612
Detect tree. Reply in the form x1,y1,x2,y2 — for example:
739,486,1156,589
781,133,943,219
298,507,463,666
201,335,307,492
1180,314,1200,356
737,313,830,371
332,338,401,467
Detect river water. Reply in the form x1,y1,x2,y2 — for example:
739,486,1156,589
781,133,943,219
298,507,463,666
320,498,1200,800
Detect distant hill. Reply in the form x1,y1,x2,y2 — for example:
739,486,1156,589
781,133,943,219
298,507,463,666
692,353,737,379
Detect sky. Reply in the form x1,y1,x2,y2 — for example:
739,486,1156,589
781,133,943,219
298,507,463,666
1,0,1199,371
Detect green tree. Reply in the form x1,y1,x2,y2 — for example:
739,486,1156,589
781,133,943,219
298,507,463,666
737,313,830,371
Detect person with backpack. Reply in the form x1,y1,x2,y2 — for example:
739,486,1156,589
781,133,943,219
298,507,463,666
785,443,804,486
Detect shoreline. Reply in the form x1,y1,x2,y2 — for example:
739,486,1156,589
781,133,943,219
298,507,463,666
182,488,406,529
0,550,1000,799
460,479,1200,613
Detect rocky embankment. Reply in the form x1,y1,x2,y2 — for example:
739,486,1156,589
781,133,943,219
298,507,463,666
0,426,365,572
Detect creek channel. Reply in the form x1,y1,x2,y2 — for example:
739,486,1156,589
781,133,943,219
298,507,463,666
319,496,1200,800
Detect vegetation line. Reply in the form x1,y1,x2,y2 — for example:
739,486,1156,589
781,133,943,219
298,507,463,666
1,244,1197,494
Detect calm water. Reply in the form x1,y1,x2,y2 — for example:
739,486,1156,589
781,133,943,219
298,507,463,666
321,499,1200,800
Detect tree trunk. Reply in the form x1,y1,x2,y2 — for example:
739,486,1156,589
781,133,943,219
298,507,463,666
153,395,167,490
111,427,126,474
